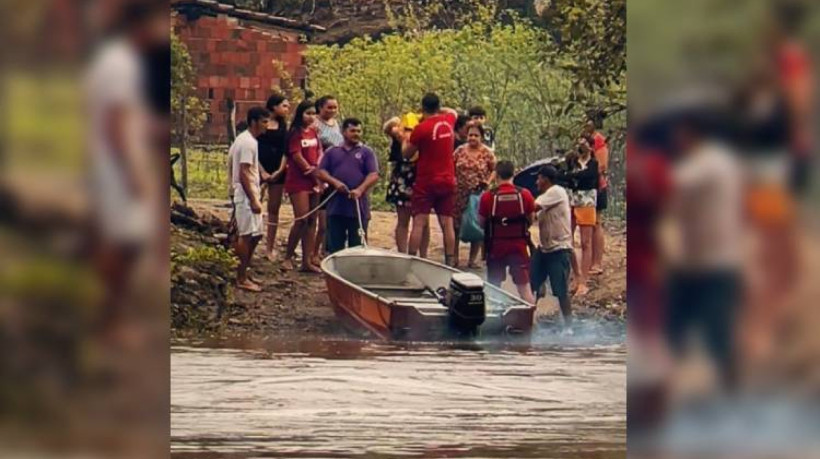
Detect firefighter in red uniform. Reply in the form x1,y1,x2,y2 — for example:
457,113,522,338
478,160,537,304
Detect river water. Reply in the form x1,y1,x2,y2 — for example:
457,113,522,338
171,323,625,458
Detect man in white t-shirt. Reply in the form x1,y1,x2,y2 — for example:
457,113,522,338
666,112,744,388
531,165,574,327
229,107,270,292
85,0,166,343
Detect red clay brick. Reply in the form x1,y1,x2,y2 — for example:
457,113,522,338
176,12,310,142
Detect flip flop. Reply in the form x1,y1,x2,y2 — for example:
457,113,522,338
236,280,262,292
299,264,323,274
280,259,295,271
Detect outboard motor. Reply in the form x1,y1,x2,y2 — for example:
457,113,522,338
437,272,486,336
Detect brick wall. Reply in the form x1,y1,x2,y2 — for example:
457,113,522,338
173,12,308,144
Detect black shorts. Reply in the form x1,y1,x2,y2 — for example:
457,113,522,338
529,248,572,300
596,188,608,211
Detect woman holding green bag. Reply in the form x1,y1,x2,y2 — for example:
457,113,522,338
453,123,497,269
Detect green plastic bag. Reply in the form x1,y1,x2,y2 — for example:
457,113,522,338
460,193,485,243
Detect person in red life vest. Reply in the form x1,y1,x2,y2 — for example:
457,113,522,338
477,160,537,304
626,130,672,344
584,114,609,275
282,99,323,273
402,93,460,266
625,127,674,434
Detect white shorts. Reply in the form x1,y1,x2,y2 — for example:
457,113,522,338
233,198,263,237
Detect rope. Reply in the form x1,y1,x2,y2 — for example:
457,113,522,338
355,197,368,248
266,188,338,226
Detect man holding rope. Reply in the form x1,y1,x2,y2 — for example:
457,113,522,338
315,118,380,253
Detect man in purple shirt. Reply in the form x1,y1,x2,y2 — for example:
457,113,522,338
316,118,380,253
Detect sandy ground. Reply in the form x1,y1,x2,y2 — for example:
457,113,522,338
171,198,626,339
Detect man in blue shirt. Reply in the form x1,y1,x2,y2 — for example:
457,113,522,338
316,118,380,253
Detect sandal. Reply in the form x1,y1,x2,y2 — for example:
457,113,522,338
280,258,295,271
236,280,262,292
299,264,323,274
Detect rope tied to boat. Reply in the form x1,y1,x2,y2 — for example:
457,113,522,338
355,197,368,248
265,188,338,226
261,188,367,248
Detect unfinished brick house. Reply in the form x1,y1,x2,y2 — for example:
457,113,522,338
172,0,324,143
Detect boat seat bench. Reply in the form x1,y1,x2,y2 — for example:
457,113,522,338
359,284,426,291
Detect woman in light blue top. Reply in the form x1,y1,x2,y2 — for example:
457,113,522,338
312,95,343,264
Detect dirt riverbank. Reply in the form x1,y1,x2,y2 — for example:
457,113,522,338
171,199,626,340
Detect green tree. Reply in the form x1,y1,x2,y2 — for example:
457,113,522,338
305,10,627,217
537,0,626,100
171,31,208,145
171,31,208,194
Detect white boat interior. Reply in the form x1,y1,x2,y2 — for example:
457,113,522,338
322,247,527,314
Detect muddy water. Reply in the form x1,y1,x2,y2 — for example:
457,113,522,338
172,326,625,458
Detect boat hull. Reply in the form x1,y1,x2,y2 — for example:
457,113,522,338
322,247,536,341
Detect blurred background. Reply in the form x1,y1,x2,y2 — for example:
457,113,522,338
1,0,169,456
4,0,820,456
628,0,820,457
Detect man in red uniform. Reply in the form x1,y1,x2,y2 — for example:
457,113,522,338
402,93,459,266
478,160,536,304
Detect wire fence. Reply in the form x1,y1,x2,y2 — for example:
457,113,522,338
175,137,626,222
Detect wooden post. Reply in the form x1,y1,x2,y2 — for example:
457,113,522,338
227,97,237,145
181,95,189,196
